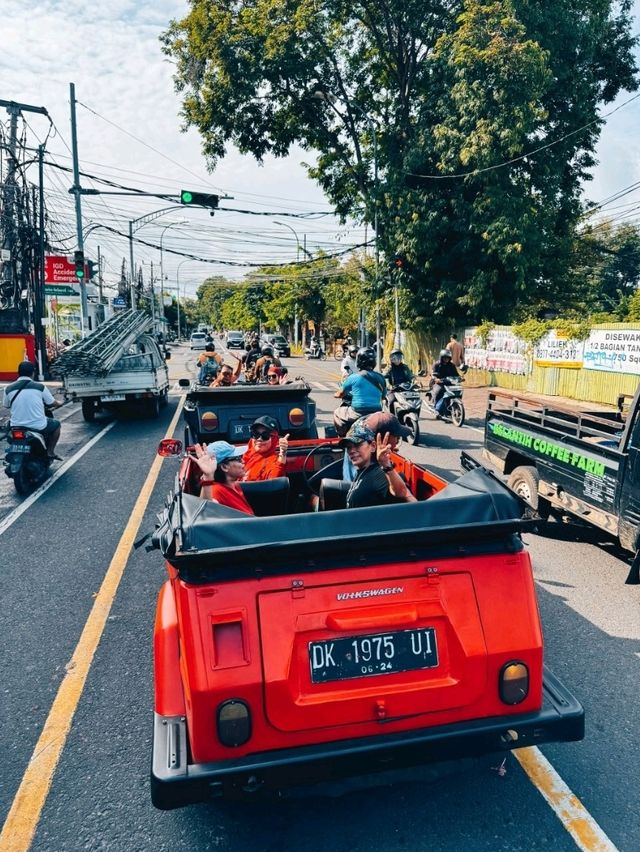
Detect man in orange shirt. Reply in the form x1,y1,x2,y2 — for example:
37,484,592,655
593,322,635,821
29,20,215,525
243,415,290,481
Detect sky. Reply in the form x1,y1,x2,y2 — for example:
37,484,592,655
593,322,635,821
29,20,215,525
2,0,640,301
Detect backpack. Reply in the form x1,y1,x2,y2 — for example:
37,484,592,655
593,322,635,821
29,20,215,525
198,358,220,384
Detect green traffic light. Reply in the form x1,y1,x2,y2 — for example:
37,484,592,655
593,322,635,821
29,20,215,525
76,270,85,279
182,191,193,204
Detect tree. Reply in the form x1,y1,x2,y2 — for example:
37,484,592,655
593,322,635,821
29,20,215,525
197,276,236,326
162,0,637,328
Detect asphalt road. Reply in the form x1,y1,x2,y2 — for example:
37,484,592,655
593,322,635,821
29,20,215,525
1,344,638,851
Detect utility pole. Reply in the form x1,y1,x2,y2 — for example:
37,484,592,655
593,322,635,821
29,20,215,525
69,83,89,336
0,98,48,330
97,245,104,303
36,145,47,378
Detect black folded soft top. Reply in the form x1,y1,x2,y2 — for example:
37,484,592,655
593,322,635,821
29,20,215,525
152,468,527,580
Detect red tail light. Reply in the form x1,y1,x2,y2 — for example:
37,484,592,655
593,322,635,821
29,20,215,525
201,411,219,431
11,430,26,440
288,407,305,427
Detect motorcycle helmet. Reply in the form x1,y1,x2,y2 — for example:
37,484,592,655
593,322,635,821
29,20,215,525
261,345,274,356
439,349,452,360
389,349,404,365
205,342,216,352
356,346,376,370
348,345,358,356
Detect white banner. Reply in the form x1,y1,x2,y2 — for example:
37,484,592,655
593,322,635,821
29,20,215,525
464,327,527,375
534,331,584,368
583,328,640,375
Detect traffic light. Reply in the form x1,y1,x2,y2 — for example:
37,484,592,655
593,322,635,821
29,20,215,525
74,250,85,280
87,260,97,280
180,190,219,209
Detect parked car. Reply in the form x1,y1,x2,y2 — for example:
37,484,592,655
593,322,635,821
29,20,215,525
149,443,584,809
190,332,207,350
262,333,291,358
226,330,245,349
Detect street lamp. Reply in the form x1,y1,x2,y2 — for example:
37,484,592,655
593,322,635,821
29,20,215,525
128,205,183,308
273,220,313,347
159,220,188,336
311,91,388,362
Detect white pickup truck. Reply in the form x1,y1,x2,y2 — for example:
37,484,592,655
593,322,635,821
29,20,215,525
64,334,170,421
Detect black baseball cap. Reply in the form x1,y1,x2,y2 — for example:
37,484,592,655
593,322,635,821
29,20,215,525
252,415,279,432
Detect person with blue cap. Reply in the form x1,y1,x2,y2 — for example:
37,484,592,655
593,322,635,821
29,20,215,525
192,440,254,514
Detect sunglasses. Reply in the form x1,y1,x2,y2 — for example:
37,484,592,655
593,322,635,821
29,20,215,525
251,430,273,440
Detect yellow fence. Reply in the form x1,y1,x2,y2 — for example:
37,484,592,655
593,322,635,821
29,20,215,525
393,323,640,407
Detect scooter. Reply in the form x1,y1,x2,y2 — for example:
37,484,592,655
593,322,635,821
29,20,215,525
425,377,466,426
304,343,327,360
386,382,423,445
3,423,52,495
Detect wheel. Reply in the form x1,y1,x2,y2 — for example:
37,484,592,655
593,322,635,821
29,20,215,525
334,349,342,360
320,351,327,361
81,399,95,422
403,412,420,445
159,390,169,408
146,396,161,418
507,465,546,516
450,399,465,427
13,461,46,496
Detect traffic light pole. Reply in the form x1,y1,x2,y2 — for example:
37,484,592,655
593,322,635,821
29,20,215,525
69,83,89,337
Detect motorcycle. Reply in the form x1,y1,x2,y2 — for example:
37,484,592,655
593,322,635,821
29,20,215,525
3,421,52,495
304,343,327,361
425,376,466,427
386,382,422,445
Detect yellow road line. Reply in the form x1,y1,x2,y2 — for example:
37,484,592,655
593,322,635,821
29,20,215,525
515,747,618,851
0,398,185,852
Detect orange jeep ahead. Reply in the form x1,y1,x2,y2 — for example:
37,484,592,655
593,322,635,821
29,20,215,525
149,440,584,809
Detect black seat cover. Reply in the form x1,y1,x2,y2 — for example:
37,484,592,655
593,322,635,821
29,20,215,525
240,477,290,516
319,478,349,511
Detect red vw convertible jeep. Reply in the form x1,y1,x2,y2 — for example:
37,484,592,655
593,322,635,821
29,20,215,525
149,440,584,809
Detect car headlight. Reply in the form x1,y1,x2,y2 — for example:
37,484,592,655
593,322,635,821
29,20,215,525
499,661,529,705
217,700,251,747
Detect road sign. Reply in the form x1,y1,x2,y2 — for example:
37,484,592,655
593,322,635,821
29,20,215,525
45,254,89,284
112,296,127,307
44,284,80,296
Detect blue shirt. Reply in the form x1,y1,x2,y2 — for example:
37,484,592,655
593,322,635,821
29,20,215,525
341,370,386,413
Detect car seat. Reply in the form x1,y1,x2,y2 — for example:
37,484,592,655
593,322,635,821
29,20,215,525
240,477,290,516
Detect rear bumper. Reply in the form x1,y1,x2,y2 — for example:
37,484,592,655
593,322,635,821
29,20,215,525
151,666,584,809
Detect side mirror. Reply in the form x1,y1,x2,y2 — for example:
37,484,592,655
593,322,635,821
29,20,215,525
157,438,183,457
178,378,190,387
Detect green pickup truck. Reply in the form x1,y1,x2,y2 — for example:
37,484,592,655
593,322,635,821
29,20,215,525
483,388,640,583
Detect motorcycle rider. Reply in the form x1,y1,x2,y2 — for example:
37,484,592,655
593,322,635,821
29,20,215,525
430,349,461,416
340,344,358,377
3,361,64,459
252,345,282,381
196,342,223,384
383,349,414,411
334,346,386,435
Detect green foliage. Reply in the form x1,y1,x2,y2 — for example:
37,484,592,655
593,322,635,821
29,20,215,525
512,318,550,346
475,320,496,346
162,0,637,327
553,318,591,342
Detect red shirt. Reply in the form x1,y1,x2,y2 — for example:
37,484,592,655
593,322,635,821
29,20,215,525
210,483,255,515
243,437,285,481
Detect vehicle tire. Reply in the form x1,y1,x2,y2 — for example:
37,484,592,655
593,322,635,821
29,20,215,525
159,390,169,408
450,400,465,427
404,412,420,445
14,462,44,496
334,349,342,360
146,396,160,418
507,466,548,518
81,399,95,422
320,351,327,361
